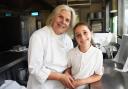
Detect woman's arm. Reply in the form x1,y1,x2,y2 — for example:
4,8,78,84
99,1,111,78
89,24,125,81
73,74,102,87
63,67,72,75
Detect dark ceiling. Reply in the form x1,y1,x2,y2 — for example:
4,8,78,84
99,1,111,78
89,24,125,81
0,0,67,11
0,0,106,12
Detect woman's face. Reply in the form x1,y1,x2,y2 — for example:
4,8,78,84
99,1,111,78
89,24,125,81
52,10,71,35
75,25,92,47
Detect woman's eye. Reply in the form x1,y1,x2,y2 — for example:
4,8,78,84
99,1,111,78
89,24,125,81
66,19,70,23
84,32,87,35
76,34,80,38
58,15,62,18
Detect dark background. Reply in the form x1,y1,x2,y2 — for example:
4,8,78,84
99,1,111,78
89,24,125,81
0,16,21,52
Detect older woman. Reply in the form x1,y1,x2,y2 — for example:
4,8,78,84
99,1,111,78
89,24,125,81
27,5,77,89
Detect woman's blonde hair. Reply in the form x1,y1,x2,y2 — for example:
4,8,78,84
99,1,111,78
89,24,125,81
46,4,77,30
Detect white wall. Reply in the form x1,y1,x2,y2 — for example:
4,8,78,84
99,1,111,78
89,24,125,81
124,0,128,34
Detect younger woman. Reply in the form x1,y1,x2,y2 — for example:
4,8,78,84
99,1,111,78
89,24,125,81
66,22,104,89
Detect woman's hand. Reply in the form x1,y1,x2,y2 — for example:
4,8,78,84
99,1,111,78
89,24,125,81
48,71,75,88
72,79,81,88
59,73,75,89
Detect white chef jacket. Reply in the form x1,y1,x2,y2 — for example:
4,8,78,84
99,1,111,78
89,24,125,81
27,26,73,89
67,46,103,89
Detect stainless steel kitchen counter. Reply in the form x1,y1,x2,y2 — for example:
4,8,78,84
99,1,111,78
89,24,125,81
90,59,128,89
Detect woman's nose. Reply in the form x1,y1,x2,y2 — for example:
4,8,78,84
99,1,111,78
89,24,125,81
62,19,65,24
81,34,85,40
62,18,67,24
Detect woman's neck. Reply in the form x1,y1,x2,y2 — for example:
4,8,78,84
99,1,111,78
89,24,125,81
79,43,91,53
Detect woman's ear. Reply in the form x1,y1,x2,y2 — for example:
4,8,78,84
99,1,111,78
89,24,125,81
91,31,93,37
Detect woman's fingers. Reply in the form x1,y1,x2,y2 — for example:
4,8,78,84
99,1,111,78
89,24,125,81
59,74,75,89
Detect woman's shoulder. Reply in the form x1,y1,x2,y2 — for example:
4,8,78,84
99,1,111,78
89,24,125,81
92,46,102,53
31,26,50,37
29,26,51,43
34,26,49,34
63,34,72,41
68,47,78,54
